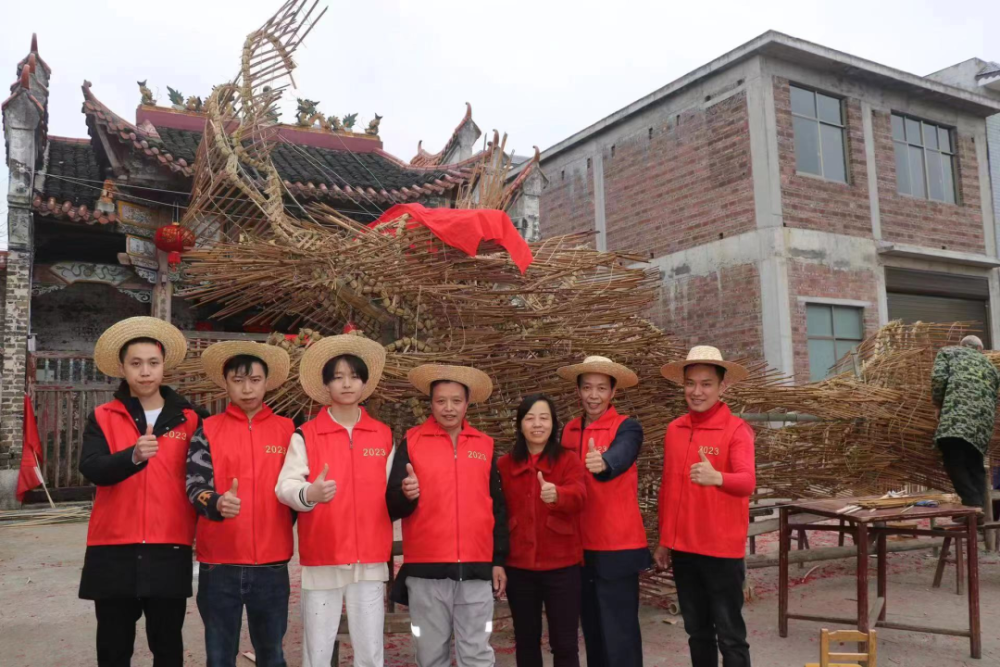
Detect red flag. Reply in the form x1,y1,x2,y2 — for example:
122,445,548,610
370,204,534,274
16,394,45,503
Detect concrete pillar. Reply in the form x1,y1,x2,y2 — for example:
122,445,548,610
507,162,546,243
592,152,608,251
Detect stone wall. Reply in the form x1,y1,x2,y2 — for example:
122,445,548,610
32,283,150,353
0,251,31,469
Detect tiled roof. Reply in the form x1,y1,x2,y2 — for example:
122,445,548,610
154,126,471,205
33,137,116,225
82,81,194,177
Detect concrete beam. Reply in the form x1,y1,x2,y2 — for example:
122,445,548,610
876,241,1000,268
861,101,882,240
746,57,783,230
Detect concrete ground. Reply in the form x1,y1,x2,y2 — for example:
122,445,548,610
1,522,998,666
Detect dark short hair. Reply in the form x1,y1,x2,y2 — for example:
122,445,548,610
576,373,617,390
118,337,164,362
512,394,563,465
223,354,269,379
684,364,726,382
430,379,469,400
322,354,369,385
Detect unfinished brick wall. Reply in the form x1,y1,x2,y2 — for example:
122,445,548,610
873,110,985,253
774,78,873,238
787,260,880,383
538,161,595,241
602,91,755,257
650,263,764,363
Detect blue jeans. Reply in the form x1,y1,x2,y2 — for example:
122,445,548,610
196,563,290,667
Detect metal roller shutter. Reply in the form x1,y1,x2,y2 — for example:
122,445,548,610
885,268,991,348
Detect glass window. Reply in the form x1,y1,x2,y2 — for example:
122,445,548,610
892,113,956,203
806,304,864,381
790,85,847,183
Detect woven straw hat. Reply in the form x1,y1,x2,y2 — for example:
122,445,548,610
94,316,188,378
660,346,748,385
556,355,639,389
299,334,386,404
201,341,291,391
408,364,494,404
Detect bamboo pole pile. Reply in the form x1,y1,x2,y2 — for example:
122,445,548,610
167,1,997,544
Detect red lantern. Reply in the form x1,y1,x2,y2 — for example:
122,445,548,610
343,322,358,334
154,222,196,259
167,251,183,266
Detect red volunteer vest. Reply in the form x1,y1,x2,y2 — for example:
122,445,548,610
87,400,199,546
402,417,495,564
562,406,648,551
296,408,394,567
659,402,752,559
196,404,295,565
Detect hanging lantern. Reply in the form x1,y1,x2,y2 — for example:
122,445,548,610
343,322,358,334
154,222,196,259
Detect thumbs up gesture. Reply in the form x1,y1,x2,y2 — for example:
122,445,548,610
690,450,723,487
585,438,606,474
538,471,557,504
217,478,241,519
134,424,159,463
306,463,337,504
402,463,420,501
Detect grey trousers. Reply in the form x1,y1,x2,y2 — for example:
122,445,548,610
406,577,495,667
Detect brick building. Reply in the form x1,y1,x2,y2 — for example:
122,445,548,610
524,31,1000,384
0,35,543,502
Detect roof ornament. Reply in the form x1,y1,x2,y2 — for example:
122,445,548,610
137,80,155,106
167,86,185,110
365,113,382,137
186,96,204,112
342,112,358,131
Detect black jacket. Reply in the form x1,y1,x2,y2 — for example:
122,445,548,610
386,436,509,604
78,382,208,600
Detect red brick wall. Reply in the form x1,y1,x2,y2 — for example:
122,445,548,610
873,110,985,253
650,263,763,363
538,162,595,241
788,260,880,383
600,92,755,257
774,78,873,238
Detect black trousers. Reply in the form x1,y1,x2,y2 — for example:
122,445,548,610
939,437,986,508
506,565,581,667
672,551,751,667
94,597,187,667
580,567,643,667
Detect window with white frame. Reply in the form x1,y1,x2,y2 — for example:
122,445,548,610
806,304,863,381
790,85,847,183
891,114,956,203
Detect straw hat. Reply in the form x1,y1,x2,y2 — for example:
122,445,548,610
299,334,387,404
201,341,291,391
556,355,639,389
94,316,188,378
408,364,494,404
660,346,748,385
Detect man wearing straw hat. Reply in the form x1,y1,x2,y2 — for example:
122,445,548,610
78,316,207,667
556,355,649,667
185,341,295,667
386,364,509,667
657,346,755,667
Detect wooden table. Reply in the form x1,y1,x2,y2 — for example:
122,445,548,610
778,498,982,659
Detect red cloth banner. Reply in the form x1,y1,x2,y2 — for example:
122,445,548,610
16,394,45,503
371,204,534,274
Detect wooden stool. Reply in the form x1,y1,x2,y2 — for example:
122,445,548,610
805,628,877,667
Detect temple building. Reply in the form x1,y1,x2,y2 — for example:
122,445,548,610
0,35,543,499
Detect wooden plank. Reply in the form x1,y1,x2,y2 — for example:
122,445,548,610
54,391,64,488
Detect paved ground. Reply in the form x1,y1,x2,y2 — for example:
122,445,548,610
1,522,998,666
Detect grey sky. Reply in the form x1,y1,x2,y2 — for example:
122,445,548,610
2,0,997,248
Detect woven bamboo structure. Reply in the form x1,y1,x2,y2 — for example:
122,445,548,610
168,2,995,543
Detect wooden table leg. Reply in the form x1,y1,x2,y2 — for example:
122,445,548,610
779,507,789,638
857,522,870,634
750,515,756,555
956,533,965,596
877,531,887,621
968,515,981,659
797,527,807,569
839,518,846,547
933,536,952,589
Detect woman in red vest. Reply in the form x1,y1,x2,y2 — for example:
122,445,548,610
79,317,206,667
185,341,295,667
498,394,587,667
556,355,650,667
275,333,392,667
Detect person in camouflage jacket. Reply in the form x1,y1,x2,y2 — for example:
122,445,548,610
931,335,1000,509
